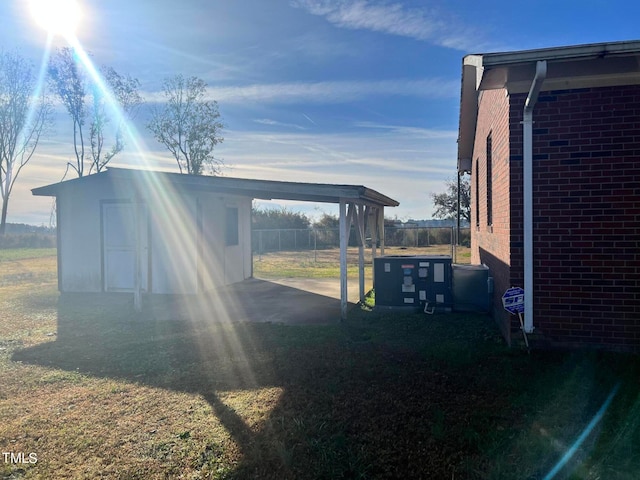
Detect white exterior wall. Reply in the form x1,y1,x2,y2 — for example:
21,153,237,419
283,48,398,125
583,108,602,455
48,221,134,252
198,193,252,291
57,184,104,292
148,192,199,294
56,175,253,294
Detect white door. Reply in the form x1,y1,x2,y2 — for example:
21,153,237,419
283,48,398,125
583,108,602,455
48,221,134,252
103,203,148,292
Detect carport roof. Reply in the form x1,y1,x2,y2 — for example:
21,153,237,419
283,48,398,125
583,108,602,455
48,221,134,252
32,167,399,207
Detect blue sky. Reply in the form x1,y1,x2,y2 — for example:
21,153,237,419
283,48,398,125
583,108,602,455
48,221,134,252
3,0,640,224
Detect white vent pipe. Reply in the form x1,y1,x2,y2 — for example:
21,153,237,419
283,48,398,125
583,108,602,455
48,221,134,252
522,60,547,333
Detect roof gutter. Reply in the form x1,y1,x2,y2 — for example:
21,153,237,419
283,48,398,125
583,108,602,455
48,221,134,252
482,39,640,67
522,60,547,334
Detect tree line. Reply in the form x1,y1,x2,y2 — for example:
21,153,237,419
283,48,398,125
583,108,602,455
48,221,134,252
252,206,338,230
0,47,224,234
254,177,472,230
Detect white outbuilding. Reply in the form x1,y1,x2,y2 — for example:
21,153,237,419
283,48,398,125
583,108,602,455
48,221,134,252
32,167,399,318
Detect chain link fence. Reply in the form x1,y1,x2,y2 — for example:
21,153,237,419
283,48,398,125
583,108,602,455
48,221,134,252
253,227,471,254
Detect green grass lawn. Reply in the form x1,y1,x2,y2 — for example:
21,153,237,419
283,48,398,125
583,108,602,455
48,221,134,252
254,245,471,279
1,251,640,479
0,247,56,262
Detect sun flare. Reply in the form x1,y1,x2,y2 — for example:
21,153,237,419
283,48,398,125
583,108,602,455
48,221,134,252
29,0,81,38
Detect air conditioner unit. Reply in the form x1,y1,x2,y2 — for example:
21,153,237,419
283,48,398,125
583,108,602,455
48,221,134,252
452,264,492,313
374,255,452,312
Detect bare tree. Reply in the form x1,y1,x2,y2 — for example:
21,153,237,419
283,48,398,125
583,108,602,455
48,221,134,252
48,48,85,176
48,47,141,177
147,75,224,175
90,67,142,173
0,51,51,235
431,175,471,223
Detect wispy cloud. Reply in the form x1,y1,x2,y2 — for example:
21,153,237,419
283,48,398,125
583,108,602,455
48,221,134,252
220,127,457,180
142,77,458,104
302,113,317,125
291,0,484,51
353,121,458,139
227,140,455,220
253,118,307,130
143,77,456,105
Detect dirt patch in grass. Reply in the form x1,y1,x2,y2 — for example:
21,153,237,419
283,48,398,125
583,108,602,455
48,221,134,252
0,254,58,349
0,255,57,288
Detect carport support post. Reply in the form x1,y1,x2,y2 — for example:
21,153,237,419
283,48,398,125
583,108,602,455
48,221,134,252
356,204,366,303
378,207,385,255
339,199,349,321
133,198,143,312
367,206,378,275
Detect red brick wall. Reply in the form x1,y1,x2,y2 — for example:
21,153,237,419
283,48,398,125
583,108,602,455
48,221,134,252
471,88,513,342
508,85,640,351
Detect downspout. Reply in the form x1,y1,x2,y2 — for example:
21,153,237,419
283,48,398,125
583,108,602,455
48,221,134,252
457,172,461,246
522,60,547,333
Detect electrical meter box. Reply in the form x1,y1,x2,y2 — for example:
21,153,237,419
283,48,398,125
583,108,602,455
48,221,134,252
374,255,452,312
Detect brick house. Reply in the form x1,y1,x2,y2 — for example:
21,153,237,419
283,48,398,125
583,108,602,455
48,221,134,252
457,41,640,350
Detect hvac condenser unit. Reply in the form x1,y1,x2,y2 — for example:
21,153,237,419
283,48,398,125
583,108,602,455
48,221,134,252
452,264,492,313
374,255,452,312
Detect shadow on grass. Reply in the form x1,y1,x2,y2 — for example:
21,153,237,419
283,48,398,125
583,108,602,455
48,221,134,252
11,281,640,479
12,282,381,478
